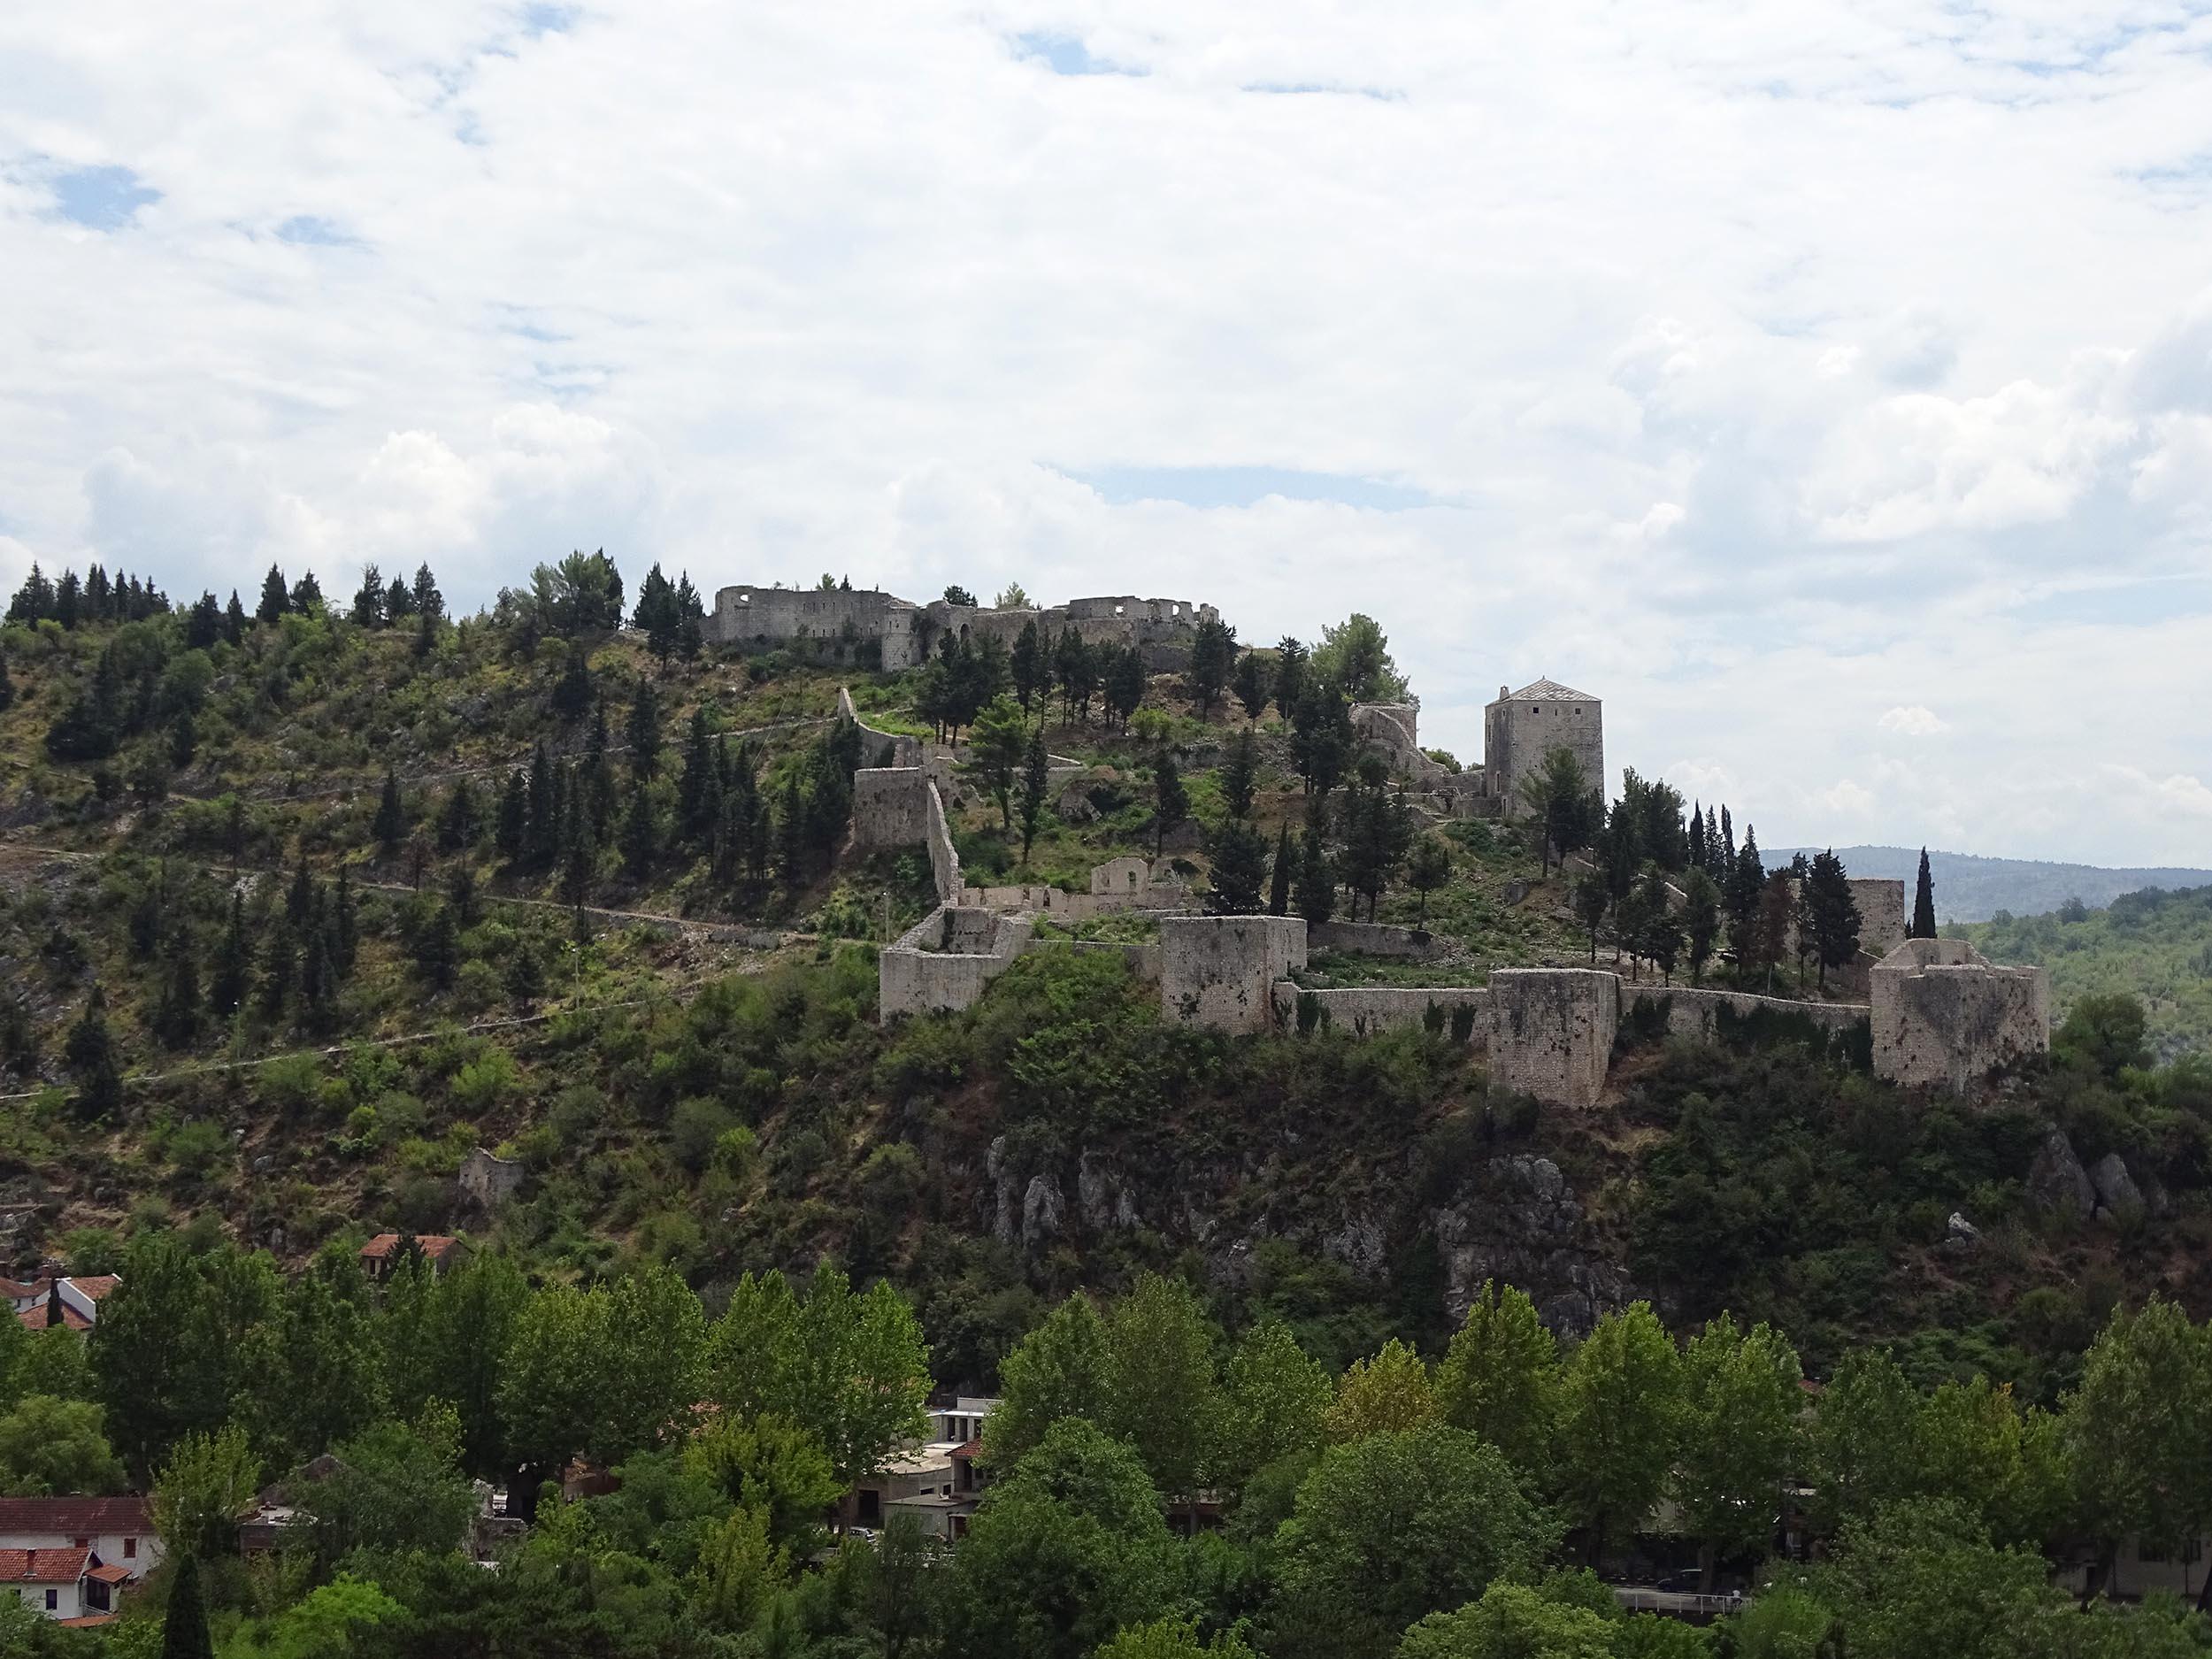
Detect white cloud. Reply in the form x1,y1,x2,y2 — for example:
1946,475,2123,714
4,3,2212,861
1878,706,1948,737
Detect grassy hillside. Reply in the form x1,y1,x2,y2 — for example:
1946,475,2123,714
4,568,2210,1409
1956,885,2212,1060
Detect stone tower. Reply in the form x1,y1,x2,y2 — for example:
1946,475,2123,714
1484,679,1604,819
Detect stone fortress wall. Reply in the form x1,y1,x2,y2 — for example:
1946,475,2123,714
710,584,1218,672
1870,938,2050,1092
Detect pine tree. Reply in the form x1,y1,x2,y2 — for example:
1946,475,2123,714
1206,820,1270,915
1017,725,1051,865
620,775,657,879
1189,615,1237,715
1010,620,1044,713
776,772,808,886
506,939,546,1010
1220,727,1258,819
384,572,416,621
436,778,480,852
551,648,593,721
43,648,123,760
559,792,595,906
1153,755,1187,856
1911,847,1938,940
260,922,294,1019
411,563,444,621
1268,824,1297,916
1803,849,1863,988
287,851,315,926
223,589,246,644
496,768,528,862
350,563,385,627
1233,651,1271,723
525,744,557,869
53,570,81,628
333,867,357,972
677,710,715,841
210,895,249,1018
416,904,459,991
674,573,705,663
63,987,122,1118
289,571,323,614
1406,834,1452,928
153,928,203,1049
1724,826,1765,973
257,565,289,624
373,767,405,853
626,680,662,778
1294,826,1335,926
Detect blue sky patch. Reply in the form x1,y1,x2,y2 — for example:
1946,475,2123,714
50,164,160,230
521,4,579,37
276,215,356,247
1065,465,1441,511
1012,33,1143,77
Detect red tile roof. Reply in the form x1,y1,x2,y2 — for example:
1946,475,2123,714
16,1301,92,1332
87,1563,132,1585
0,1547,91,1584
951,1438,984,1459
68,1276,119,1301
0,1496,153,1536
0,1277,45,1300
359,1233,460,1261
59,1614,118,1627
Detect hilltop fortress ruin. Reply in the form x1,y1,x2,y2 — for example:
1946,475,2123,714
708,583,1223,673
829,672,2050,1110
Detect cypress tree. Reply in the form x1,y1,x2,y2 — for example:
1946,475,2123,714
260,921,294,1019
506,939,546,1010
1268,824,1297,916
1686,802,1706,872
1911,847,1938,939
224,590,247,644
776,772,808,884
437,778,480,851
416,904,459,991
411,563,443,619
161,1549,215,1659
287,851,315,925
559,794,595,906
1804,849,1863,988
373,766,405,853
289,571,323,613
1010,619,1043,713
1206,820,1270,915
1220,727,1258,820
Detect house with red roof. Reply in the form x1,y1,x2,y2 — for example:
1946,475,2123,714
4,1274,119,1334
357,1234,463,1280
0,1497,162,1606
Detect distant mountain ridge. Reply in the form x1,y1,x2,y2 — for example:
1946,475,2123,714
1767,845,2212,924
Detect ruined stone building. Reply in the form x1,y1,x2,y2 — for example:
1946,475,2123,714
707,583,1218,672
1349,679,1605,821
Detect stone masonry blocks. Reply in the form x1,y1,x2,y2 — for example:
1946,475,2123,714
1870,938,2049,1093
1486,969,1619,1108
1161,915,1309,1034
879,907,1034,1020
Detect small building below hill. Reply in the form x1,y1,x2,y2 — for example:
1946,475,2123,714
358,1234,463,1279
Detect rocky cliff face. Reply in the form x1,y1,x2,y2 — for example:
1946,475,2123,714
979,1131,1639,1337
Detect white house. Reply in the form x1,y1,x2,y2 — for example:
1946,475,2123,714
3,1274,119,1334
0,1497,162,1586
851,1397,999,1540
1,1546,133,1623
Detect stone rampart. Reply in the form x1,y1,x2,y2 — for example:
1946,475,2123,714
1162,915,1308,1034
1271,982,1491,1036
1850,878,1909,960
879,907,1034,1019
838,687,923,769
1870,938,2049,1092
1487,969,1619,1107
709,586,922,669
849,770,960,902
1309,919,1448,961
1625,985,1870,1041
1031,938,1164,982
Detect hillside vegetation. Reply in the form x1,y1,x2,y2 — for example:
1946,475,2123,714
1775,844,2212,924
1957,886,2212,1061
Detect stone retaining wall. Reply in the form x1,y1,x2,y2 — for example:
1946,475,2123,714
1310,919,1449,961
1161,915,1308,1033
1270,982,1491,1035
1488,969,1619,1107
1625,985,1870,1041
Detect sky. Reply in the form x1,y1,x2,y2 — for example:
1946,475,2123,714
4,4,2212,865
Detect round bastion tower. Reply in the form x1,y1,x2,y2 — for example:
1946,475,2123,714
1483,679,1605,819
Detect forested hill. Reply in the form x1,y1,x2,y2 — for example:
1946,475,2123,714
1770,843,2212,923
1958,884,2212,1061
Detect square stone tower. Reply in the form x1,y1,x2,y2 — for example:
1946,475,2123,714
1870,938,2050,1093
1484,680,1604,819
